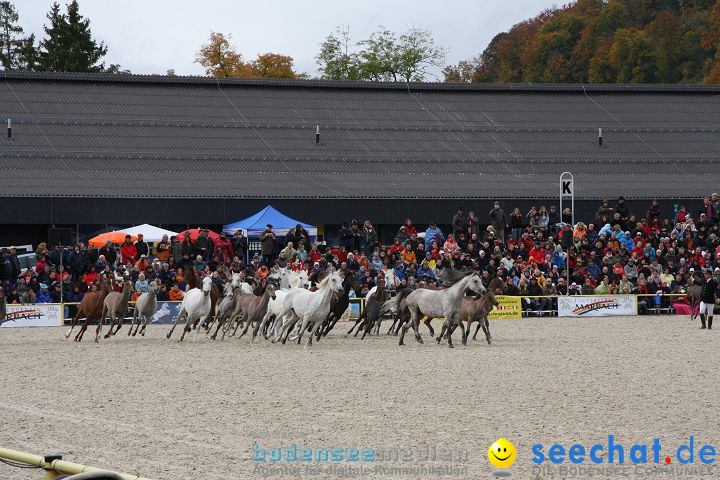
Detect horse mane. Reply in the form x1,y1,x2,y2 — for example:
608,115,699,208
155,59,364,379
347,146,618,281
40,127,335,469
441,269,474,288
317,272,338,289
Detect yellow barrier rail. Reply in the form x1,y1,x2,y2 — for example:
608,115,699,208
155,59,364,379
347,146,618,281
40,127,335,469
0,447,152,479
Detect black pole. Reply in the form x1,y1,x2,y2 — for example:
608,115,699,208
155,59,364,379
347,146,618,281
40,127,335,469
7,118,11,139
598,127,602,147
315,125,320,144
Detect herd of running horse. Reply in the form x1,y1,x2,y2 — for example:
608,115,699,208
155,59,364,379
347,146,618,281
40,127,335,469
59,266,498,348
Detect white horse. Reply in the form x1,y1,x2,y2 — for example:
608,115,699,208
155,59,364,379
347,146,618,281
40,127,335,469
129,280,161,336
254,270,311,343
273,272,344,348
397,270,486,348
166,276,212,342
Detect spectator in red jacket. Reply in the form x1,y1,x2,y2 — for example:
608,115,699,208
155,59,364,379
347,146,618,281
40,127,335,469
120,235,137,264
215,232,234,263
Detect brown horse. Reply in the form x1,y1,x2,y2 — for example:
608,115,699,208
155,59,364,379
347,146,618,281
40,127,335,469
436,292,498,345
99,277,134,339
687,275,702,321
184,267,219,330
65,276,112,342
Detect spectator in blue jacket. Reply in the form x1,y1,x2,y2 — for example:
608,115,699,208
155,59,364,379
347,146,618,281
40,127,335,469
416,261,437,283
424,223,444,253
36,284,52,303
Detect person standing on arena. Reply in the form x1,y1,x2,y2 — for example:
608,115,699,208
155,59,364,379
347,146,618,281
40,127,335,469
699,268,719,329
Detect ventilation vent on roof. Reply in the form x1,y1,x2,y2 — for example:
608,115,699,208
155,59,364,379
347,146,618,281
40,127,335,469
7,118,11,140
316,124,320,144
598,127,602,147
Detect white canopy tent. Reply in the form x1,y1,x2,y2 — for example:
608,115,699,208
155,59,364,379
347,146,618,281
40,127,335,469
119,224,179,243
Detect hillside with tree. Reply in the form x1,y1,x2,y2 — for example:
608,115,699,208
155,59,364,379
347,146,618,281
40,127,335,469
444,0,720,84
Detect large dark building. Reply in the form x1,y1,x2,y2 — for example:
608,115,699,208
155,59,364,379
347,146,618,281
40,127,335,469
1,72,719,245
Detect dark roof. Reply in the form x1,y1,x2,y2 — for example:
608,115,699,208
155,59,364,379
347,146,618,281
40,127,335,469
1,71,719,200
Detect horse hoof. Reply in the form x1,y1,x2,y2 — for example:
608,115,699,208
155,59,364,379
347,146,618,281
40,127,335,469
448,343,454,349
462,340,467,346
399,342,405,346
417,337,424,344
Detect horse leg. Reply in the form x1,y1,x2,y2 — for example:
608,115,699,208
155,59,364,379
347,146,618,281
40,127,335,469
97,305,108,342
306,317,323,348
483,317,492,345
231,313,246,337
446,315,456,349
195,314,209,342
238,313,254,340
129,307,138,336
65,308,82,339
423,316,435,337
75,314,93,342
113,310,125,335
252,312,271,344
456,315,467,346
180,313,195,342
473,321,482,340
167,306,186,339
436,321,448,344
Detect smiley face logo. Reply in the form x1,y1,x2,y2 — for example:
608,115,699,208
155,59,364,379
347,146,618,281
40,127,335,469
488,438,516,469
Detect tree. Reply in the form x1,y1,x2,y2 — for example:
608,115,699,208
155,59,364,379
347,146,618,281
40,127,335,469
196,32,301,79
442,60,477,83
251,53,297,79
105,63,130,74
609,28,656,82
316,25,446,82
0,1,35,70
195,32,246,77
38,1,107,72
395,26,447,82
315,26,363,80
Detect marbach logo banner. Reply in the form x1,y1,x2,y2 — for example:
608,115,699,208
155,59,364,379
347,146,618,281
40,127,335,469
2,304,62,327
557,296,636,318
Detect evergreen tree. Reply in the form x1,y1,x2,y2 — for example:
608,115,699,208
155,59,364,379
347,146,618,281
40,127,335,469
39,1,107,72
0,1,32,70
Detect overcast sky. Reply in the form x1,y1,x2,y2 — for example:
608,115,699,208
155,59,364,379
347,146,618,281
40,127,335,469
16,0,559,78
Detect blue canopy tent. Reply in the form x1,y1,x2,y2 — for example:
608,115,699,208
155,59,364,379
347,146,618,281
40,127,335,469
223,206,317,261
223,206,317,237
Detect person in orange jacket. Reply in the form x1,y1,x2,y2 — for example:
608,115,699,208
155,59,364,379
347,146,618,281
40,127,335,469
168,283,184,301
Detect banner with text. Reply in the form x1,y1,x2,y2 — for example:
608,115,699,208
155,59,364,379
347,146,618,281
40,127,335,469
488,295,522,320
1,304,63,327
558,295,636,317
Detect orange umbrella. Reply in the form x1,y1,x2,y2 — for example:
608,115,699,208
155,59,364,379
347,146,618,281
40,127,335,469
89,231,137,247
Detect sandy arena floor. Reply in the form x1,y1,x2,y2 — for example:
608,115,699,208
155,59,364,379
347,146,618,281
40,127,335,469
1,315,719,480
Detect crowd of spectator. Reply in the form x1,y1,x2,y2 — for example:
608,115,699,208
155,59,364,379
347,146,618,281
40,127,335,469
2,195,720,315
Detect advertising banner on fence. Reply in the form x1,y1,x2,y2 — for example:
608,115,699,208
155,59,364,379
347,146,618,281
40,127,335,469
488,295,522,320
558,295,637,317
1,304,63,327
149,301,182,325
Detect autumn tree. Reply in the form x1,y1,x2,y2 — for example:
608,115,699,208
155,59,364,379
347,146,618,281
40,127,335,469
449,0,720,84
195,32,245,77
196,32,300,78
38,1,108,72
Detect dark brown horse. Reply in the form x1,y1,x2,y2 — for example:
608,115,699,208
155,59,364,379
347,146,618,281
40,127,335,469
65,276,112,342
348,273,385,339
436,292,499,345
184,267,219,330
